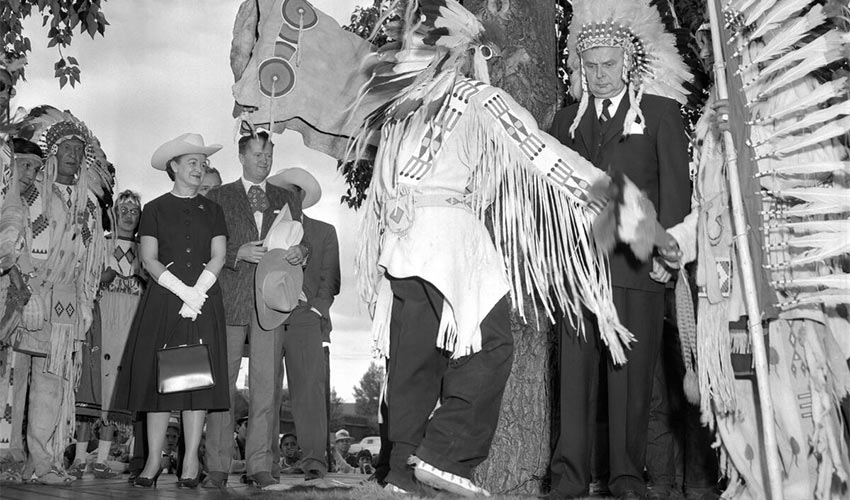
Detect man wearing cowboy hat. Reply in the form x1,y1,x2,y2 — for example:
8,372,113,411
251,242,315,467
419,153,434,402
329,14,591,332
203,132,309,489
330,429,357,473
266,166,340,480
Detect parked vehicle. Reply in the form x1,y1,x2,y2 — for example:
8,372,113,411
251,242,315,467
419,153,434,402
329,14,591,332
348,436,381,456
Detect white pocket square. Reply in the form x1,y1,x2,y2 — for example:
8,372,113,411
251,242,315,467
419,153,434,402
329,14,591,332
627,122,645,135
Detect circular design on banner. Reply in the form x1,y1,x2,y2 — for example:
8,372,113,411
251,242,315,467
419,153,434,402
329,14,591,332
282,0,317,30
258,57,296,97
274,41,296,60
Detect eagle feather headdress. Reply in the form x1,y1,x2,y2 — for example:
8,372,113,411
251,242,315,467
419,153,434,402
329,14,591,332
566,0,693,139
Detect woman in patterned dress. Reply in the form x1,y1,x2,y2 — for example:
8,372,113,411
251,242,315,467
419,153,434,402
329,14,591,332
70,190,146,478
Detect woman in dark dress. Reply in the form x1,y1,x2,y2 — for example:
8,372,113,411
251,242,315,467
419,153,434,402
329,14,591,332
113,133,229,488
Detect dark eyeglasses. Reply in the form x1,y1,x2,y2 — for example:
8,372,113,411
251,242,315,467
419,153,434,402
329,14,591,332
118,207,141,216
0,81,12,92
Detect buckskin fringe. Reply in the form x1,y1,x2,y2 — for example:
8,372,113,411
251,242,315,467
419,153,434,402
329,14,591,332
471,110,634,364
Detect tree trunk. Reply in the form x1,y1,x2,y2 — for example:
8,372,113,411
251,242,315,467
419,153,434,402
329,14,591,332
465,0,560,494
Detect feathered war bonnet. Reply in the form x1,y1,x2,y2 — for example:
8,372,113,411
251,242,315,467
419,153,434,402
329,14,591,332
347,0,504,160
566,0,692,138
359,0,504,115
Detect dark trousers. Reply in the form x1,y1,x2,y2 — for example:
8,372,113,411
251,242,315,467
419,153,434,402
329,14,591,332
646,314,718,497
374,371,392,484
385,277,513,490
551,286,664,497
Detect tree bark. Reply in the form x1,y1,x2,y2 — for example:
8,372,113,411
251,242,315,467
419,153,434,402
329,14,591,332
465,0,560,494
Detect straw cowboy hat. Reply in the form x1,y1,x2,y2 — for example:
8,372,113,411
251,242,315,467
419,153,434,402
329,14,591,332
267,167,322,209
150,133,222,171
255,218,304,330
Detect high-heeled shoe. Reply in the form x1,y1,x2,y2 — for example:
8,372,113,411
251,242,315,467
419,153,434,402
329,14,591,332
177,471,202,489
133,468,162,488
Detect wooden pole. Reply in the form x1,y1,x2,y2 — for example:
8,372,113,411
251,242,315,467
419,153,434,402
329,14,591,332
706,1,784,498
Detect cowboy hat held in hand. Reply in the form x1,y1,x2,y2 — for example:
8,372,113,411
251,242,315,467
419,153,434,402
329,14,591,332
255,248,303,330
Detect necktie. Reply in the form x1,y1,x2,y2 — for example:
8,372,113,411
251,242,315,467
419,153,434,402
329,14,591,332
599,98,612,124
247,185,269,213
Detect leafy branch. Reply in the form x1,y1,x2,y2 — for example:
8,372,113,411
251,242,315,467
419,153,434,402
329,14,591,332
1,0,109,88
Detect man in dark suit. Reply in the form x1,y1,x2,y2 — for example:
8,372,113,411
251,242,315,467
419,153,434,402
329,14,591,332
266,167,340,480
548,37,691,500
202,132,308,489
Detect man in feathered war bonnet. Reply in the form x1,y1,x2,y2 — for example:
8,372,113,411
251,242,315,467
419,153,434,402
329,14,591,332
547,1,692,499
340,0,678,495
6,108,111,484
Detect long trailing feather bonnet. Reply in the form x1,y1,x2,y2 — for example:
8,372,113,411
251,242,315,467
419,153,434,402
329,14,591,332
566,0,693,139
347,0,671,363
700,2,850,496
716,0,850,313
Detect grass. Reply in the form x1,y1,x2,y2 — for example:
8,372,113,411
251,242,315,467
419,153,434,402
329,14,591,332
230,481,611,499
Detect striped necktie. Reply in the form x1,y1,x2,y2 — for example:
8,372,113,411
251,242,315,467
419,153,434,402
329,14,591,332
599,98,612,124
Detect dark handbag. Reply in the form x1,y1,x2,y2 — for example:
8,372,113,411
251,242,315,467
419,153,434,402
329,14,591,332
156,331,215,394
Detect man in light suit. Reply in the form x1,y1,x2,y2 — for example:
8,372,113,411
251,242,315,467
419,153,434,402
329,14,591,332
548,25,691,500
203,132,308,489
267,167,340,480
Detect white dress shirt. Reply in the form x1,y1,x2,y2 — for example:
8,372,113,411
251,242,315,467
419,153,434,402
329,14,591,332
594,88,626,120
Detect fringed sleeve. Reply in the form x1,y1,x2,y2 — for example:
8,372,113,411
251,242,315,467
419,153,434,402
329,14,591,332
471,86,638,364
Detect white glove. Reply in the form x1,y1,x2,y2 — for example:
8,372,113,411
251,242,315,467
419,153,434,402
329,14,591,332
22,294,45,331
649,258,673,283
179,304,199,321
178,270,217,321
158,270,205,315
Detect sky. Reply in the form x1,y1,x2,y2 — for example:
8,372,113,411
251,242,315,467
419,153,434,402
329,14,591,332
13,0,373,401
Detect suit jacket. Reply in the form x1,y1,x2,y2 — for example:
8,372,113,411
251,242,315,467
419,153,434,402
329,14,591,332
550,93,691,292
301,215,340,340
206,179,304,325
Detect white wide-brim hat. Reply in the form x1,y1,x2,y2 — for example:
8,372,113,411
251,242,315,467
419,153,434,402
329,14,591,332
267,167,322,209
255,248,303,330
151,133,222,171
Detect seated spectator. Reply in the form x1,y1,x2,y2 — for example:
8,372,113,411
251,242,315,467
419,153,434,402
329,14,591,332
234,416,247,460
279,433,303,474
356,449,375,475
229,416,248,474
331,429,358,473
162,419,180,475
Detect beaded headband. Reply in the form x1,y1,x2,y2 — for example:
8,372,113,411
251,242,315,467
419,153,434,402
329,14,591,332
576,22,648,78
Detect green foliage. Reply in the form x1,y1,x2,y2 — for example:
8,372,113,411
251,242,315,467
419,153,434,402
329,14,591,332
353,362,383,433
0,0,109,88
339,158,374,210
342,0,397,48
329,388,346,432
